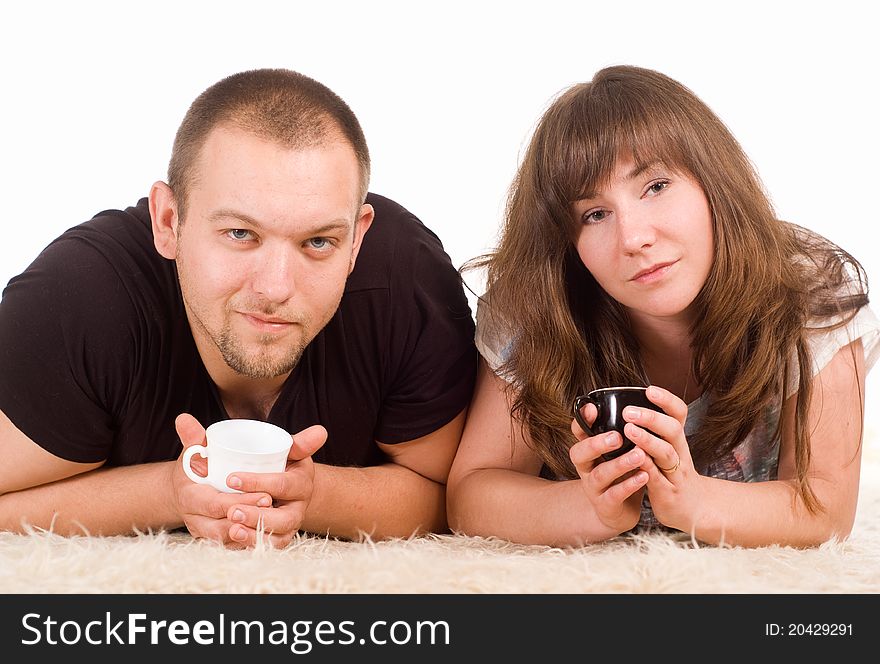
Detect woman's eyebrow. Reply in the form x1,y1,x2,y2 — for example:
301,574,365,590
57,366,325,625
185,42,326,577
626,160,664,180
577,160,666,201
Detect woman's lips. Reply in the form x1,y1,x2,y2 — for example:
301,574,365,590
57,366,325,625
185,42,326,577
630,260,677,283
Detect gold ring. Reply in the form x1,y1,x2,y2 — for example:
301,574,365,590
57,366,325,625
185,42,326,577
658,456,680,474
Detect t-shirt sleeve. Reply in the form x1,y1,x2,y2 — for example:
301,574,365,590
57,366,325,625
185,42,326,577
786,304,880,395
0,232,137,463
373,225,478,444
474,293,517,382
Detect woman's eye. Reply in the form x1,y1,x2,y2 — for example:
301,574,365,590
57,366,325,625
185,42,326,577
583,210,608,224
646,180,669,195
227,229,254,241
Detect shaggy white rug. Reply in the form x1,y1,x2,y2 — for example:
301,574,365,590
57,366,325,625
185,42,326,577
2,443,879,594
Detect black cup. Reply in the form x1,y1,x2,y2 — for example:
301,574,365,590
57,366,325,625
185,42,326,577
573,387,664,461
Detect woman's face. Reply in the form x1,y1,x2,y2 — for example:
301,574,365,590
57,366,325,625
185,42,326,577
571,158,714,326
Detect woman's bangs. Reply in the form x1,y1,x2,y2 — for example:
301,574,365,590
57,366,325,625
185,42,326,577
565,106,687,205
626,121,687,176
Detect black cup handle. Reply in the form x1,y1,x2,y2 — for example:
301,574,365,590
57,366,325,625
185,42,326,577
573,394,596,437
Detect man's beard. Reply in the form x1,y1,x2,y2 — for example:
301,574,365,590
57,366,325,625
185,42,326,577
216,325,307,379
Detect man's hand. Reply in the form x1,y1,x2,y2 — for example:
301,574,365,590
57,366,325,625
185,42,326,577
171,413,328,548
221,424,327,547
170,414,276,548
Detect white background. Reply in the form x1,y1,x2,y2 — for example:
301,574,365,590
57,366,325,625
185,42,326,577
2,0,878,439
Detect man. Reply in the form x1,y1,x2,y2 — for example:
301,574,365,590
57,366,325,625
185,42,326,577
0,69,477,548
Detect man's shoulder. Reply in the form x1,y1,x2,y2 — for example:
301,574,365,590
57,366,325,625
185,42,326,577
365,192,412,222
3,198,175,322
34,198,156,270
363,192,438,244
73,198,154,248
350,193,449,290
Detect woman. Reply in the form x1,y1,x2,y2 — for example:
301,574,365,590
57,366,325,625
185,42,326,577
447,65,879,548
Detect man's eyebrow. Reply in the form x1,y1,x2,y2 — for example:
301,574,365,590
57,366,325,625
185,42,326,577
303,220,353,235
209,209,264,228
208,209,352,235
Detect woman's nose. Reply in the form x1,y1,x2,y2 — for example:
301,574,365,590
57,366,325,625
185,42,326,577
616,207,656,254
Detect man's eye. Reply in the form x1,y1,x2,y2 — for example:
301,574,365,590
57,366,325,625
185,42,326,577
308,237,330,250
227,229,254,241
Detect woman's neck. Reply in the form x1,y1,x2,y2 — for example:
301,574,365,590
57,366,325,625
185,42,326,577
628,310,699,402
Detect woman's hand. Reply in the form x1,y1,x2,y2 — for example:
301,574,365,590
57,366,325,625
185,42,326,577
622,385,705,531
569,402,648,535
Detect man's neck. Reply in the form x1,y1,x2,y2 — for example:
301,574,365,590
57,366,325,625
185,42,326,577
194,336,290,420
185,314,292,419
216,376,287,420
204,354,290,419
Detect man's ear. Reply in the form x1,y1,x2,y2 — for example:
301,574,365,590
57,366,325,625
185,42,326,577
348,203,375,274
149,181,181,260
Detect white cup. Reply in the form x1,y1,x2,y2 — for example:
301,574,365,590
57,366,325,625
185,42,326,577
182,419,293,493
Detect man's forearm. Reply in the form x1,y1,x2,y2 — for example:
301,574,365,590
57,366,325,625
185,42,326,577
0,462,182,536
303,463,446,540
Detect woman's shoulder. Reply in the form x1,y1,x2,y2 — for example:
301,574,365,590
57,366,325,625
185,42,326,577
474,294,518,377
786,223,868,292
788,303,880,396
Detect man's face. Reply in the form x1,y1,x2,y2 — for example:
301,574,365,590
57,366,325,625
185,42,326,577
171,125,371,380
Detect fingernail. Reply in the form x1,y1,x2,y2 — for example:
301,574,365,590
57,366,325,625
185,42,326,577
232,526,247,541
605,432,617,446
232,509,245,523
623,406,640,420
227,476,242,489
257,496,272,508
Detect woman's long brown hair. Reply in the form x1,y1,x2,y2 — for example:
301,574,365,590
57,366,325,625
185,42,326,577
466,65,868,512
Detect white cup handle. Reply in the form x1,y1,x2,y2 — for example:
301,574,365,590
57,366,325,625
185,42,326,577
182,444,210,486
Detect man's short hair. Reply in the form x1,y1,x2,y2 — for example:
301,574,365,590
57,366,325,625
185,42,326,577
168,68,370,220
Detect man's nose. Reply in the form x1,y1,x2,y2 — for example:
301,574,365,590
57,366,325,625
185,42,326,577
251,244,296,303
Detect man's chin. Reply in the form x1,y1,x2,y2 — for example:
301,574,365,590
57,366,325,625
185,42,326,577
229,363,298,380
221,348,304,380
216,324,314,379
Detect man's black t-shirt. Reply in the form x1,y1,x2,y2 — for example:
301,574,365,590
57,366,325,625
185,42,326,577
0,193,477,467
